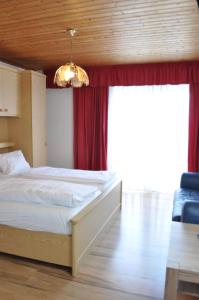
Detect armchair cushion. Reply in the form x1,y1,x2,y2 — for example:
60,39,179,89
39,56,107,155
180,172,199,190
172,172,199,223
182,201,199,224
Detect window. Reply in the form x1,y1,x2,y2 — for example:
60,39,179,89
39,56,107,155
108,85,189,193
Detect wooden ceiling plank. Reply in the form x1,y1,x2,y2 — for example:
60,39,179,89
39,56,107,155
1,0,199,69
0,0,192,22
0,1,196,27
3,26,198,52
8,39,199,59
1,10,198,41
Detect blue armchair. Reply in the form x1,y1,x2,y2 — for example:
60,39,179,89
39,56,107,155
172,172,199,224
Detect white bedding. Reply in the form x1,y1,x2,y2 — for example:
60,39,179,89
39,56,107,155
0,166,118,235
0,177,100,208
20,166,116,185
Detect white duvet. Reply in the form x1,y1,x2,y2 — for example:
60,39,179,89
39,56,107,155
21,166,116,185
0,177,99,208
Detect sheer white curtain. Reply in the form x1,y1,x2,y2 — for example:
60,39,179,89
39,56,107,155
108,85,189,193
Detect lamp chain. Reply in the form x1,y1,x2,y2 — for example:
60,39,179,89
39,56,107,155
70,34,73,63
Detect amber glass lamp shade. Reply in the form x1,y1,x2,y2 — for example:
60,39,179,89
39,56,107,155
54,62,89,88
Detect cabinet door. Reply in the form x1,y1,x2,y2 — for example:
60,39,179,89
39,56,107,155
0,70,5,116
2,68,21,116
31,72,47,166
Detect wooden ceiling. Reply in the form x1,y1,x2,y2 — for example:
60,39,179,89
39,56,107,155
0,0,199,70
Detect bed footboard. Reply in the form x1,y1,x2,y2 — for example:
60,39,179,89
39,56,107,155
71,179,122,276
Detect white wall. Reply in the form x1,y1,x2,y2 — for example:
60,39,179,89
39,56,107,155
46,88,74,168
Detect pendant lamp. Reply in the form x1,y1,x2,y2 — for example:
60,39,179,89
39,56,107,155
54,28,89,88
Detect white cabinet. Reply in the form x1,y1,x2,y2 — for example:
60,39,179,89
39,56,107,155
8,70,47,167
0,70,3,114
0,67,21,117
31,71,47,166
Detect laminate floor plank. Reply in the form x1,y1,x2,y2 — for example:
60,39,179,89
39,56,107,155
77,193,172,300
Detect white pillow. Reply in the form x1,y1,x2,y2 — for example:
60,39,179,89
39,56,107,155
0,150,30,175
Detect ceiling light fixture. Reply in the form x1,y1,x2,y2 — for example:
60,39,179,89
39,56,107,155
54,28,89,88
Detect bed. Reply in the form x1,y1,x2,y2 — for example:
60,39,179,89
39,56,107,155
0,146,122,276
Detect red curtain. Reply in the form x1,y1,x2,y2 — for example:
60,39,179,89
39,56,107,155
73,87,108,170
188,84,199,172
45,61,199,171
45,61,199,88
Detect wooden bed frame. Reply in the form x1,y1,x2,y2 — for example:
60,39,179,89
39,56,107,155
0,165,122,276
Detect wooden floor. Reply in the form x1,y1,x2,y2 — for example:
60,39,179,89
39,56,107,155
0,191,198,300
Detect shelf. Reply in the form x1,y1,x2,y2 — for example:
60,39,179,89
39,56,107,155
0,142,14,149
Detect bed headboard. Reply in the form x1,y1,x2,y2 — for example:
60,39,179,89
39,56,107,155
0,142,15,153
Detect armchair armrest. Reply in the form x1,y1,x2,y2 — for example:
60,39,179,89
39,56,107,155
180,172,199,190
182,201,199,224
